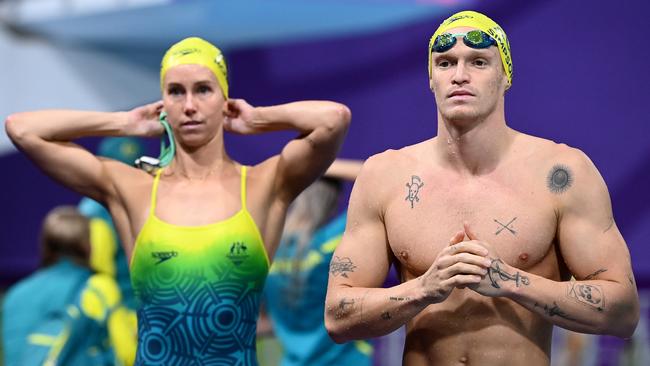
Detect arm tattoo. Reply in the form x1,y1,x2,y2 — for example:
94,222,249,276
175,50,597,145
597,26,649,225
405,175,424,209
330,256,357,278
381,311,392,320
488,259,530,288
583,268,607,281
334,298,356,320
534,302,576,321
494,217,517,235
339,298,355,310
547,164,573,194
389,296,411,301
567,282,605,312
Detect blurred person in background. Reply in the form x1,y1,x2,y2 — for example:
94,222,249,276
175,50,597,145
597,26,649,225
551,326,597,366
260,159,372,366
5,36,350,365
2,206,132,365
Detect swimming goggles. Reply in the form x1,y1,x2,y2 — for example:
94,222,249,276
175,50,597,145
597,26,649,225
134,111,175,173
431,30,496,53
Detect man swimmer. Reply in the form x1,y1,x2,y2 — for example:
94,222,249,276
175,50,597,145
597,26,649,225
324,10,639,366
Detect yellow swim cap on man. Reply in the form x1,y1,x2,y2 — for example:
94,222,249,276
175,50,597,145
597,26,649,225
160,37,229,99
428,10,512,87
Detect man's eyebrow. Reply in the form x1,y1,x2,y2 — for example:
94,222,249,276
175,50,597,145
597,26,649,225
166,79,214,86
465,49,498,58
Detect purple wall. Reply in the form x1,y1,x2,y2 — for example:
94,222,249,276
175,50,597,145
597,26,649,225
2,0,649,286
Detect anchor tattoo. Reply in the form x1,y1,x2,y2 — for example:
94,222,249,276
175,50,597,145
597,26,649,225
488,258,530,288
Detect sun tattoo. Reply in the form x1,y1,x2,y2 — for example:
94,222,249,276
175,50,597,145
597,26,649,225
547,164,573,194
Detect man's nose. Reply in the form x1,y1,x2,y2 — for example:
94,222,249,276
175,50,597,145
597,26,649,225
452,62,470,85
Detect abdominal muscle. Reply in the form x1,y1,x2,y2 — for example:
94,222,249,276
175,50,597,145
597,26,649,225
402,290,553,366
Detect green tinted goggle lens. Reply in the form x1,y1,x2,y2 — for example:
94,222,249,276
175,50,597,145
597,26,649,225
432,30,496,53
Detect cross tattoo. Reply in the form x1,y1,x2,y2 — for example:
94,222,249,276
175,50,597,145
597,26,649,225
494,217,517,235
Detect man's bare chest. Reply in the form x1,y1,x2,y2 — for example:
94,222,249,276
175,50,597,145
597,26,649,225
385,175,557,276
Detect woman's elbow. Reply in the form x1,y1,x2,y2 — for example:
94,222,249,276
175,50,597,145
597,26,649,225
5,113,26,144
323,103,351,133
335,104,352,126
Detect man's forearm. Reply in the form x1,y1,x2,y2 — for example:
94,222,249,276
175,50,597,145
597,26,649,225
504,272,638,338
325,278,430,343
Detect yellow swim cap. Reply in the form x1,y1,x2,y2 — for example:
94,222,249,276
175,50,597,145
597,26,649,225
160,37,229,99
428,10,512,87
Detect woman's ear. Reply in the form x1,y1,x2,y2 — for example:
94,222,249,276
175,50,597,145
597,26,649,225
223,99,234,118
222,99,229,115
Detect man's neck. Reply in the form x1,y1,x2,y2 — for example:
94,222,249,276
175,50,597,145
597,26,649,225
434,113,513,175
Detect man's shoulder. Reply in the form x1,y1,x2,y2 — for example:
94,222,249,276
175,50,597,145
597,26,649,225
515,133,589,165
514,134,603,200
364,141,430,170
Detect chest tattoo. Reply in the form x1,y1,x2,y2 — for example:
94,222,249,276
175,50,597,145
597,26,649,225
494,217,517,235
405,175,424,209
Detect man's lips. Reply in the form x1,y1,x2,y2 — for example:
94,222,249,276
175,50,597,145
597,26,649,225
448,90,474,98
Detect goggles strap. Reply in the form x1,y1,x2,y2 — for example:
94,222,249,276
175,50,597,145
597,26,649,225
158,112,175,167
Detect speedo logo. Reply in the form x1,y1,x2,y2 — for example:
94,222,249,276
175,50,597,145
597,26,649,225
174,48,199,57
152,251,178,264
445,14,472,24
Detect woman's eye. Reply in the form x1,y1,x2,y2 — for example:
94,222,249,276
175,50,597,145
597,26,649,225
197,85,212,94
168,87,183,96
